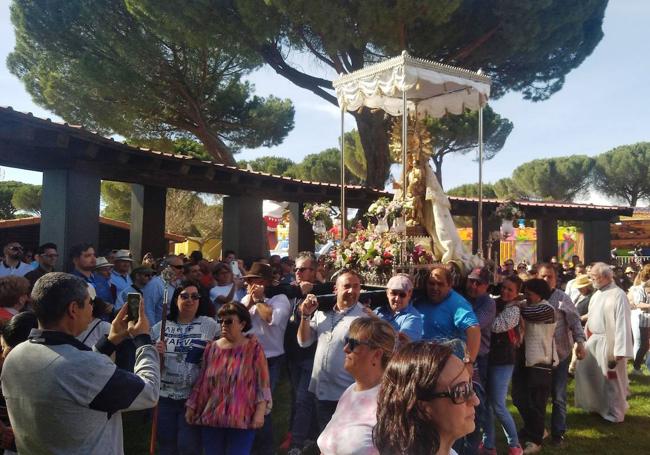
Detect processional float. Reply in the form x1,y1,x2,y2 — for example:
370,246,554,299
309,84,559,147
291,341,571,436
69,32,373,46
330,51,491,280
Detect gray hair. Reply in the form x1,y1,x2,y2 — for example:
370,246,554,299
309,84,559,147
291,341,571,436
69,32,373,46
31,272,89,326
296,251,317,264
590,262,613,279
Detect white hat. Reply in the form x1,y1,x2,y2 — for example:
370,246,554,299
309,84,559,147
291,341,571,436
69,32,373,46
386,274,413,292
94,257,113,269
113,249,133,262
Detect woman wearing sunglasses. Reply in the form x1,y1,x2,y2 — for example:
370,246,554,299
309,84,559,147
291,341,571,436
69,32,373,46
317,318,397,455
374,342,479,455
186,301,271,455
151,280,218,455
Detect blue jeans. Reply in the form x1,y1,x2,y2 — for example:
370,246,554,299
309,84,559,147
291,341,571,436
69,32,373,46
255,354,284,455
202,426,256,455
551,357,570,438
483,364,519,449
157,397,202,455
288,357,316,448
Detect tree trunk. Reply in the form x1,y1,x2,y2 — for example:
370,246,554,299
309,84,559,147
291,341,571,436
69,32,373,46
352,109,392,189
192,126,236,166
432,154,444,188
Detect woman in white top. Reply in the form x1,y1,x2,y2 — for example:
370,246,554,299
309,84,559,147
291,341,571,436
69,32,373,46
151,280,218,455
374,342,479,455
317,318,397,455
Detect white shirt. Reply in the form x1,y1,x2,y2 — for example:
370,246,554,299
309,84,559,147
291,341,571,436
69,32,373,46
0,261,32,277
318,383,379,455
299,302,366,401
243,293,291,358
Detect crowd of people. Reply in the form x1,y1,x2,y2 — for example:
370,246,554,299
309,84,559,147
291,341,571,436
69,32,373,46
0,239,644,455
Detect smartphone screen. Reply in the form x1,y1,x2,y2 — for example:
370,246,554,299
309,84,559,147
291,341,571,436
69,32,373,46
126,293,140,322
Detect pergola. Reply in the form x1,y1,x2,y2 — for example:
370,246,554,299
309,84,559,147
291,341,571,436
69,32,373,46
0,105,631,266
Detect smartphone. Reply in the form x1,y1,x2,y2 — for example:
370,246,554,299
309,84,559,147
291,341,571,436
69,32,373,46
230,260,242,278
126,293,141,322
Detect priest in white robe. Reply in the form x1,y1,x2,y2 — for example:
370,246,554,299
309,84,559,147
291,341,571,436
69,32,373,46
575,262,633,422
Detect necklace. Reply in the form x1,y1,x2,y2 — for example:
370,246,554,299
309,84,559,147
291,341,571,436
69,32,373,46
327,304,356,341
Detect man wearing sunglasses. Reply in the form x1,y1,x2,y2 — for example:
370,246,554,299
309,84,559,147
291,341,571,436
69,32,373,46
0,242,32,278
24,243,58,289
374,274,423,341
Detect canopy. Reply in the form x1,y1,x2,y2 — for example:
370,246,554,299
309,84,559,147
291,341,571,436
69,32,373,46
332,51,491,118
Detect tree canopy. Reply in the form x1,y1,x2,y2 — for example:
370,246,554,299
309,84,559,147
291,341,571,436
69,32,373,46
446,183,497,199
0,181,25,219
592,142,650,207
510,155,595,201
125,0,607,188
11,183,42,215
8,0,295,165
237,157,296,175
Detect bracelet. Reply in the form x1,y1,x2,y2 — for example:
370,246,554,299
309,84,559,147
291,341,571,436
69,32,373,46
301,314,312,320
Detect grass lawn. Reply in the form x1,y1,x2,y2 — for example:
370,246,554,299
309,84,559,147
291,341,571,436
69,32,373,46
124,365,650,454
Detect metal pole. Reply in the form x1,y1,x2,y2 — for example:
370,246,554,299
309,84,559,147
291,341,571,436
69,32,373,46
477,105,484,258
402,91,407,202
340,107,346,241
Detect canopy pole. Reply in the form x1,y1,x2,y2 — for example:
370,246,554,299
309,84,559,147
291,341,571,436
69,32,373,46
402,92,408,201
477,105,484,258
340,107,346,241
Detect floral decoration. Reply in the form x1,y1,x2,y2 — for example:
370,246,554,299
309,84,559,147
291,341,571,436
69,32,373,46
495,200,523,220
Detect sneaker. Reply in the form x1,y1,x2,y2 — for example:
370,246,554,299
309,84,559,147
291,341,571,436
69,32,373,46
603,413,619,423
631,368,645,377
287,448,302,455
279,432,292,451
478,444,497,455
508,446,524,455
523,442,542,454
543,428,549,439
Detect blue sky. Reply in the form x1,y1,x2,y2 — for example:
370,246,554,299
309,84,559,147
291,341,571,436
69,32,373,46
1,1,649,204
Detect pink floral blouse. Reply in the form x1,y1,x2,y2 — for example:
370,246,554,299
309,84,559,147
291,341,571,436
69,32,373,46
185,335,271,429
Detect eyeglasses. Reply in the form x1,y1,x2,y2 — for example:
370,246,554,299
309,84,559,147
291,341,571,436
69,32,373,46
179,292,200,301
42,253,59,258
217,318,235,325
295,267,314,273
388,290,408,298
344,336,372,352
425,381,475,405
8,246,23,251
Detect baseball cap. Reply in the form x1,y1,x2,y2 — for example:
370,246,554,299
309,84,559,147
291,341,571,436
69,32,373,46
386,274,413,293
468,267,490,284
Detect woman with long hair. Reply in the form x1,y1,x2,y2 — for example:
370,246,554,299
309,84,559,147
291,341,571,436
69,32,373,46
151,280,218,455
481,276,524,455
374,342,479,455
185,301,271,455
317,318,397,455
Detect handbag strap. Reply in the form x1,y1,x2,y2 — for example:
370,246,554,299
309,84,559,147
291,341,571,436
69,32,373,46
81,320,102,344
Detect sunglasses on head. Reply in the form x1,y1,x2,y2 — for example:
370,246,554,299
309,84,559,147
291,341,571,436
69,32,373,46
344,336,372,352
180,292,200,301
295,267,313,273
217,318,236,325
424,380,475,405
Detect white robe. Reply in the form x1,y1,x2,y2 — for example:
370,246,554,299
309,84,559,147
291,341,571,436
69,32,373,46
574,282,633,422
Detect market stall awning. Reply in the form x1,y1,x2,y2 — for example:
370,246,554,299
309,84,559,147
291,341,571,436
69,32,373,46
332,51,491,118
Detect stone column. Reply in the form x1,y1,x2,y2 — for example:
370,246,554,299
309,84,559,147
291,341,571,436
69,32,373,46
130,184,167,262
222,196,265,261
40,168,101,271
536,217,558,263
583,220,612,264
288,202,315,258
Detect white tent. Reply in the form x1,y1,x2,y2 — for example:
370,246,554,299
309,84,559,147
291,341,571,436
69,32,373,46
332,51,492,258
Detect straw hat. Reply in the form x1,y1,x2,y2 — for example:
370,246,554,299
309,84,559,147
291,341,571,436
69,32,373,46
574,274,592,289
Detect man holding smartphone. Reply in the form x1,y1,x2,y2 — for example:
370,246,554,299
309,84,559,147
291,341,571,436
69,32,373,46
1,272,160,454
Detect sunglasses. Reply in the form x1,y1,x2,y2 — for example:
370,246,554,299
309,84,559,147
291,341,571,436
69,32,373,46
426,381,475,405
295,267,314,273
42,253,59,258
217,318,236,325
344,336,372,352
388,290,408,298
8,246,23,251
171,264,184,270
179,292,200,301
